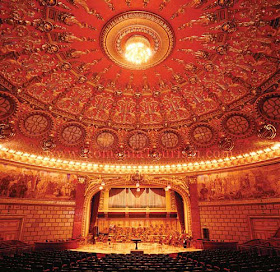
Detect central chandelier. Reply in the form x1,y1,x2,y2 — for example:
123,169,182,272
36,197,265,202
124,36,152,65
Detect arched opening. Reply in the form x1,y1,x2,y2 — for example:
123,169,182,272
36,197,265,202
82,178,193,240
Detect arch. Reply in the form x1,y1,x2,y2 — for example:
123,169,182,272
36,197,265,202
81,176,193,238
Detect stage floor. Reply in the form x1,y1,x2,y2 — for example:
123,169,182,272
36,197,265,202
74,242,201,254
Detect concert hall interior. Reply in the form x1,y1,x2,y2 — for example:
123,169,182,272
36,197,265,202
0,0,280,271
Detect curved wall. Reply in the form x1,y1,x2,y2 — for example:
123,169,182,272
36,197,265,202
0,160,279,244
0,163,77,242
198,162,280,243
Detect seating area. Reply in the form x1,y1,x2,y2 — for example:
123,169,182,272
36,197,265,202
0,250,96,272
1,249,280,271
0,240,32,257
239,238,280,257
178,250,280,272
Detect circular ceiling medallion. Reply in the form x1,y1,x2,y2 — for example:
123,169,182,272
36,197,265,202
127,131,149,151
59,122,86,146
100,11,175,70
159,130,181,149
95,129,118,149
20,111,53,137
222,113,254,138
189,123,216,148
256,92,280,123
0,92,18,120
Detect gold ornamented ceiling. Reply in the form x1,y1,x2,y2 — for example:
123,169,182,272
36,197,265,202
0,0,279,164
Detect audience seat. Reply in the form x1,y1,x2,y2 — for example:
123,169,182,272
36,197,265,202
0,248,280,271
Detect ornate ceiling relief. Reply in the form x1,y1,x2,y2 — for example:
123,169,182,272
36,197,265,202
221,113,255,139
0,92,18,121
256,92,280,124
58,122,87,146
0,0,279,163
19,111,53,137
159,130,181,150
189,123,217,148
127,131,150,152
95,129,118,150
0,91,18,140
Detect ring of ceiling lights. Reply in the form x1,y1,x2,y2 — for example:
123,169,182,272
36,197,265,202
0,144,280,174
100,11,175,70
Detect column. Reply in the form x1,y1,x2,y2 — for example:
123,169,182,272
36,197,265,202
165,189,172,212
72,180,86,239
103,189,109,212
188,176,202,240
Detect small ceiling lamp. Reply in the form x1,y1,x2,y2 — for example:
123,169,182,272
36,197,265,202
149,148,161,161
98,175,105,188
0,123,15,139
165,184,171,191
115,145,126,160
136,187,140,192
124,35,152,65
131,170,143,188
258,124,277,139
182,144,197,158
218,137,234,151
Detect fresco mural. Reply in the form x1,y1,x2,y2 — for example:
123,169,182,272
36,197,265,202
197,163,280,202
0,163,77,200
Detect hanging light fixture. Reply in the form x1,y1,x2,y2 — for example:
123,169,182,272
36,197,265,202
131,170,143,188
165,182,171,191
165,177,173,191
165,184,171,191
124,35,152,65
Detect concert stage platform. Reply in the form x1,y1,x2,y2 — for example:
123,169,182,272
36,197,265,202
73,242,201,254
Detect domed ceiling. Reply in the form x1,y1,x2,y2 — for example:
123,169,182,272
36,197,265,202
0,0,279,164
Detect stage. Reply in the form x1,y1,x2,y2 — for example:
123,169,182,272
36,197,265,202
74,242,201,254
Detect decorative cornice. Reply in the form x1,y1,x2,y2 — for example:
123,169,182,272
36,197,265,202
0,197,75,206
199,198,280,207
